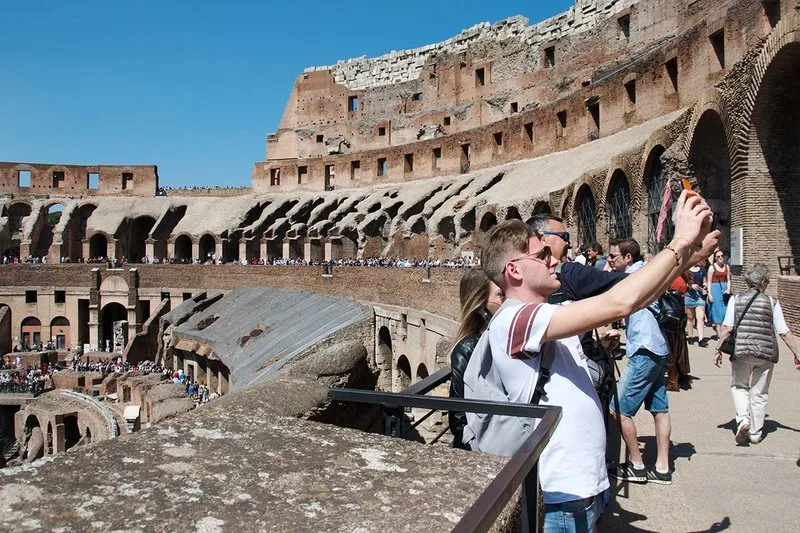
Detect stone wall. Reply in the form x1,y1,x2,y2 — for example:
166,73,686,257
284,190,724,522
0,162,158,197
308,1,636,91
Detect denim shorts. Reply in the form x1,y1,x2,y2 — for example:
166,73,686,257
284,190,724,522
685,289,706,308
612,350,668,417
543,492,605,533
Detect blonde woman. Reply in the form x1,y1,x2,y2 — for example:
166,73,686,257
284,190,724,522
449,268,504,449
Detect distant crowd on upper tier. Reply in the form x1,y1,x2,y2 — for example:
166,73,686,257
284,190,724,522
2,254,478,268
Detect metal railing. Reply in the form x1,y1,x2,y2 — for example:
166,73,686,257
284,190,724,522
778,256,800,276
0,380,51,396
328,367,561,533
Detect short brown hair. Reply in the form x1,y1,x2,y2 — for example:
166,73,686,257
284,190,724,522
609,237,641,263
481,220,533,287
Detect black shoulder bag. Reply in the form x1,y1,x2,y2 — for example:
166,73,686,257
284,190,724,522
719,292,759,357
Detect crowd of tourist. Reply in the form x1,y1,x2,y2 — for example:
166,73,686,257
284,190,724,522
156,185,249,196
0,365,54,395
2,253,478,269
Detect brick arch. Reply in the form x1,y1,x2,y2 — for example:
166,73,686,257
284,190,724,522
683,89,735,167
741,31,800,264
731,20,800,184
476,206,499,233
604,168,633,240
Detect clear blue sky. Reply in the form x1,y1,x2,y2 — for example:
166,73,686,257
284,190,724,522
0,1,574,188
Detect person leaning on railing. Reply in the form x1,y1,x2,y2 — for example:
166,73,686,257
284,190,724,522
448,268,504,449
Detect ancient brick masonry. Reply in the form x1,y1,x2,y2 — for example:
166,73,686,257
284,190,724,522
1,0,800,327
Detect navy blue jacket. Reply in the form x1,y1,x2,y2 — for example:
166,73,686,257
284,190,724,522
549,261,627,304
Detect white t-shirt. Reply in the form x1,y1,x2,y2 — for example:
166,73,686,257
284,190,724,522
722,295,790,334
573,255,587,265
488,299,609,504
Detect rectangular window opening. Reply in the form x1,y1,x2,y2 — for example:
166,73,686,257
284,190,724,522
378,127,386,136
544,46,556,68
270,168,281,187
297,166,308,184
475,68,485,87
350,160,360,180
25,290,37,303
494,132,503,146
54,290,66,304
160,292,171,302
510,102,518,113
625,79,637,104
524,122,534,143
87,172,99,190
460,144,471,174
324,164,335,191
588,102,600,140
404,153,414,173
432,147,442,170
377,158,387,177
52,171,65,188
122,172,134,190
18,169,31,188
557,111,567,136
316,135,324,143
710,30,725,69
665,58,679,92
347,95,359,112
443,116,451,126
618,14,631,39
182,292,192,301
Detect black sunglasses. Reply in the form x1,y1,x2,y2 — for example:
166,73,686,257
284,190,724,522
542,231,570,243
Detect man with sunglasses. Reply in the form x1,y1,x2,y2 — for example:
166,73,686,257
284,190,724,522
527,214,627,305
474,191,718,532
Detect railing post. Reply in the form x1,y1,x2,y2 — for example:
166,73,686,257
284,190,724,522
383,404,404,437
520,464,540,533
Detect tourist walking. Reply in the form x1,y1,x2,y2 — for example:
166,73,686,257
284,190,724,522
685,259,708,346
706,251,730,338
448,268,504,449
714,263,800,445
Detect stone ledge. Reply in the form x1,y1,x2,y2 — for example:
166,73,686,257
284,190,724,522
0,406,506,532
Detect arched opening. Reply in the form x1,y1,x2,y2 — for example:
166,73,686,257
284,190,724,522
504,206,522,221
479,212,498,233
125,216,157,263
575,185,596,246
395,355,412,392
45,421,53,455
49,316,70,350
376,326,393,389
199,234,216,263
100,303,127,353
32,204,64,259
749,43,800,261
689,110,732,253
416,363,429,381
89,233,108,260
607,171,632,239
23,415,42,461
532,201,552,216
5,203,32,259
20,316,42,350
73,204,97,260
223,233,240,263
174,234,193,263
644,146,674,254
64,415,80,451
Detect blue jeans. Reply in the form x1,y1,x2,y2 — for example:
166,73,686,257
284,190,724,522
612,350,669,417
543,493,604,533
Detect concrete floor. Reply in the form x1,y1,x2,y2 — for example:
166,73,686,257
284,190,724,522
601,341,800,532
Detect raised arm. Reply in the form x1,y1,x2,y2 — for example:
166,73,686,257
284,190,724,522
544,191,717,342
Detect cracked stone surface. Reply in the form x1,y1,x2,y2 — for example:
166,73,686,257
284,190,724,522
0,381,507,532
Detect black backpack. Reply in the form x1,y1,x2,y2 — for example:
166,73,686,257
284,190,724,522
649,290,686,335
